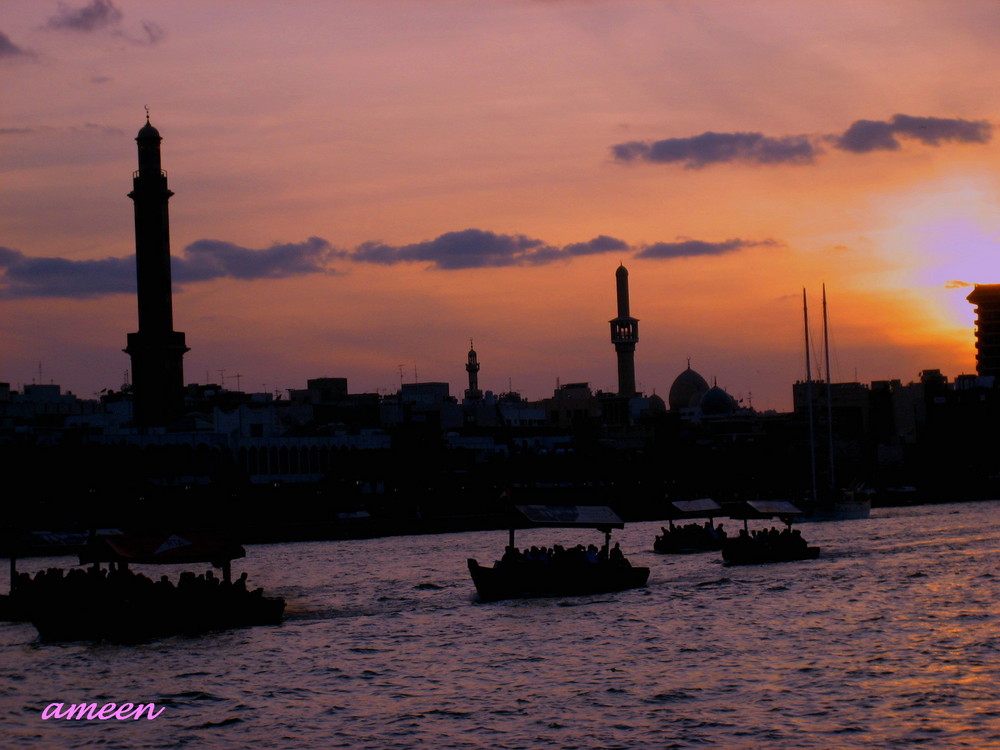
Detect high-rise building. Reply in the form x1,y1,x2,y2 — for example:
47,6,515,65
124,117,189,427
967,284,1000,377
609,264,639,397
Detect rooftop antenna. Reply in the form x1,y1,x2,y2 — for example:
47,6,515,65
397,364,404,390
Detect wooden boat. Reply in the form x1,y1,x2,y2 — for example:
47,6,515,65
11,529,284,643
721,500,820,566
653,498,727,554
467,505,649,602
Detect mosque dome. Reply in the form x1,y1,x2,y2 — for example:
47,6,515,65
647,393,667,412
668,365,710,411
700,385,738,416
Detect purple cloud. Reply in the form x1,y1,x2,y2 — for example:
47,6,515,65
615,114,993,168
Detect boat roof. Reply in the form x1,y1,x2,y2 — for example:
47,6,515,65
728,500,804,519
78,530,246,566
669,498,723,518
514,505,625,530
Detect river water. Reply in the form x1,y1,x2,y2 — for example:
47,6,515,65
2,501,1000,749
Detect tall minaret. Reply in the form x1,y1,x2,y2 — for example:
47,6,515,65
124,115,189,427
465,340,483,401
609,264,639,397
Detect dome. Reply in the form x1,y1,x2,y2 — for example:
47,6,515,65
668,366,710,411
137,118,161,140
647,393,667,412
700,385,738,416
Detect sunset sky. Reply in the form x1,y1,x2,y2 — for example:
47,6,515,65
3,0,1000,410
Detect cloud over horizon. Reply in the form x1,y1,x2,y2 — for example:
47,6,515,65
0,231,774,299
613,114,993,168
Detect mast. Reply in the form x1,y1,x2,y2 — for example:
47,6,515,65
822,284,835,491
803,289,817,503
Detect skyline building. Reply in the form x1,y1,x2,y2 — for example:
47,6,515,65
967,284,1000,378
609,264,639,397
123,117,189,427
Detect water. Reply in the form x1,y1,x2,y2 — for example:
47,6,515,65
3,501,1000,749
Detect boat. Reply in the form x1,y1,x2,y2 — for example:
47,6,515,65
467,505,649,602
721,500,820,565
653,498,727,553
11,529,284,643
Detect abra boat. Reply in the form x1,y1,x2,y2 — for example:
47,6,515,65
467,505,649,602
653,498,727,554
721,500,820,566
14,529,284,643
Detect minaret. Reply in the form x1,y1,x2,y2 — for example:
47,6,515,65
123,115,189,427
465,340,483,401
609,264,639,397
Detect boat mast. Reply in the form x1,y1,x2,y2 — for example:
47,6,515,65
804,288,818,503
822,284,835,491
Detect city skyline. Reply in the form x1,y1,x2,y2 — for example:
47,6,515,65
3,1,1000,409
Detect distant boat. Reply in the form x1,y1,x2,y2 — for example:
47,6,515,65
467,505,649,602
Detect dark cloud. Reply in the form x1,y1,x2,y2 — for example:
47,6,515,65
352,229,558,269
613,132,817,168
46,0,123,32
615,114,994,168
563,235,630,256
0,238,339,299
834,114,992,153
0,30,32,59
0,246,135,299
636,238,775,260
349,230,633,269
174,237,338,282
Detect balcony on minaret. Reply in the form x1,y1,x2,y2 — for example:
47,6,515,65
610,317,639,344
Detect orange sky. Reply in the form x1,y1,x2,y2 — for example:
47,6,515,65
2,1,999,410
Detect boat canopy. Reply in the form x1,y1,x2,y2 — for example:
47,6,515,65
78,530,246,566
668,498,723,518
514,505,625,531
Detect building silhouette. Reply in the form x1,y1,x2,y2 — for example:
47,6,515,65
967,284,1000,377
609,264,639,397
123,117,188,427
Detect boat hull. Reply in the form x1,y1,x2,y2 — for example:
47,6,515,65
29,595,285,643
468,559,649,602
